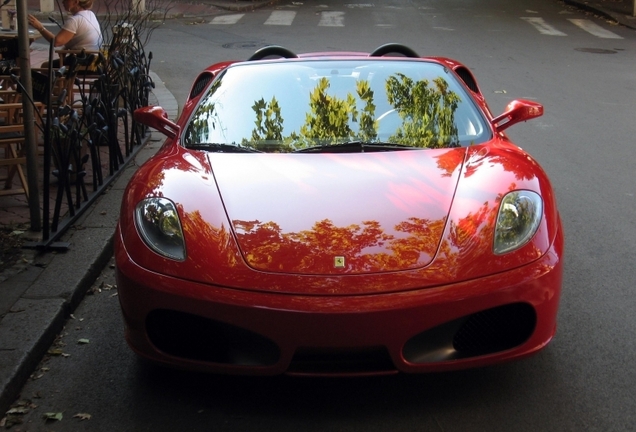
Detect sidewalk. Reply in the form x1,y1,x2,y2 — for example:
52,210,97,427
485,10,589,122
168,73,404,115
564,0,636,30
1,0,635,417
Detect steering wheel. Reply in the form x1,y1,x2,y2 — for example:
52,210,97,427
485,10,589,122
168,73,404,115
248,46,299,61
369,43,419,58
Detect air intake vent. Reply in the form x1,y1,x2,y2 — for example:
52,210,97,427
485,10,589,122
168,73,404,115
146,310,280,366
454,66,479,93
453,303,536,356
189,72,214,99
403,302,536,363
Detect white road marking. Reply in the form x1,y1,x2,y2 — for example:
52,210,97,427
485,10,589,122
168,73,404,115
264,11,296,25
208,11,621,40
210,14,244,25
319,11,345,26
568,19,623,39
521,17,567,36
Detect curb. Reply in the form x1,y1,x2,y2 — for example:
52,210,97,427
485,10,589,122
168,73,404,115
564,0,636,30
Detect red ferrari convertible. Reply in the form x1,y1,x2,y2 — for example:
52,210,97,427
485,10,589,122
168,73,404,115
116,44,563,376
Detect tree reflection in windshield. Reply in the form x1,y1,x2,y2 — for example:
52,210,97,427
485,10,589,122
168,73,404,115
247,74,460,151
385,74,460,148
184,62,470,152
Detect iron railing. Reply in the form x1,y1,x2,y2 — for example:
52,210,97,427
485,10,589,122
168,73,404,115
17,24,154,249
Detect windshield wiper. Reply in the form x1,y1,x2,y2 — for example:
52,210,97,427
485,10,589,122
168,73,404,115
186,143,262,153
293,140,415,153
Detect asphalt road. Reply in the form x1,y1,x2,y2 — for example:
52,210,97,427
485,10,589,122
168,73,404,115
8,0,636,430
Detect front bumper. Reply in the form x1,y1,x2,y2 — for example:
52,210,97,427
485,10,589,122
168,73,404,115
115,229,563,376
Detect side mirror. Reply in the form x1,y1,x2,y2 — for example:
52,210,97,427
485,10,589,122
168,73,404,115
491,99,543,133
134,106,181,140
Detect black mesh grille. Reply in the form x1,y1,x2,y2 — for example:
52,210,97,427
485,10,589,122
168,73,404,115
455,66,480,93
289,347,395,375
452,303,536,356
189,73,214,99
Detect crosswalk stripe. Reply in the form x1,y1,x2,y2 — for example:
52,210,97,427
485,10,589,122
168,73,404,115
568,18,623,39
521,17,567,36
210,14,244,25
264,10,296,25
319,11,345,27
208,11,623,40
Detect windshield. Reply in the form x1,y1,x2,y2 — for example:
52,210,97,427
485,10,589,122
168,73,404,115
182,59,491,153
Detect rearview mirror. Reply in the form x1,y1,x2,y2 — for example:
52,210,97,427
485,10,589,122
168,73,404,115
134,106,181,140
491,99,543,133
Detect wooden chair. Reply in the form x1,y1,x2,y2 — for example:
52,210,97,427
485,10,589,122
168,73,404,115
0,89,21,104
55,49,104,107
0,102,43,198
0,104,28,198
28,68,77,110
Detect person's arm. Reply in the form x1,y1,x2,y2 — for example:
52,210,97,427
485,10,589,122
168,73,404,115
28,14,75,47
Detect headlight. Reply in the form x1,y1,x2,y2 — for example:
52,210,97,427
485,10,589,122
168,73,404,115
493,191,543,255
135,197,186,261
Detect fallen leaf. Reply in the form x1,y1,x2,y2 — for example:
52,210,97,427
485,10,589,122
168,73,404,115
78,339,90,344
48,348,65,356
1,414,23,427
6,407,30,415
43,412,63,421
74,413,92,421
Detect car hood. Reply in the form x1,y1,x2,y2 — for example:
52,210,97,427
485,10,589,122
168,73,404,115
209,148,466,276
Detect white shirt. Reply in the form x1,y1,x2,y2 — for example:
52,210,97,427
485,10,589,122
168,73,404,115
62,10,103,51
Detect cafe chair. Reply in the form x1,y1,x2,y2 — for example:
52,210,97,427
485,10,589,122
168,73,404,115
0,103,29,198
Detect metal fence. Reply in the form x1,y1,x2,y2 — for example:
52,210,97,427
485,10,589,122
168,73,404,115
20,24,154,249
